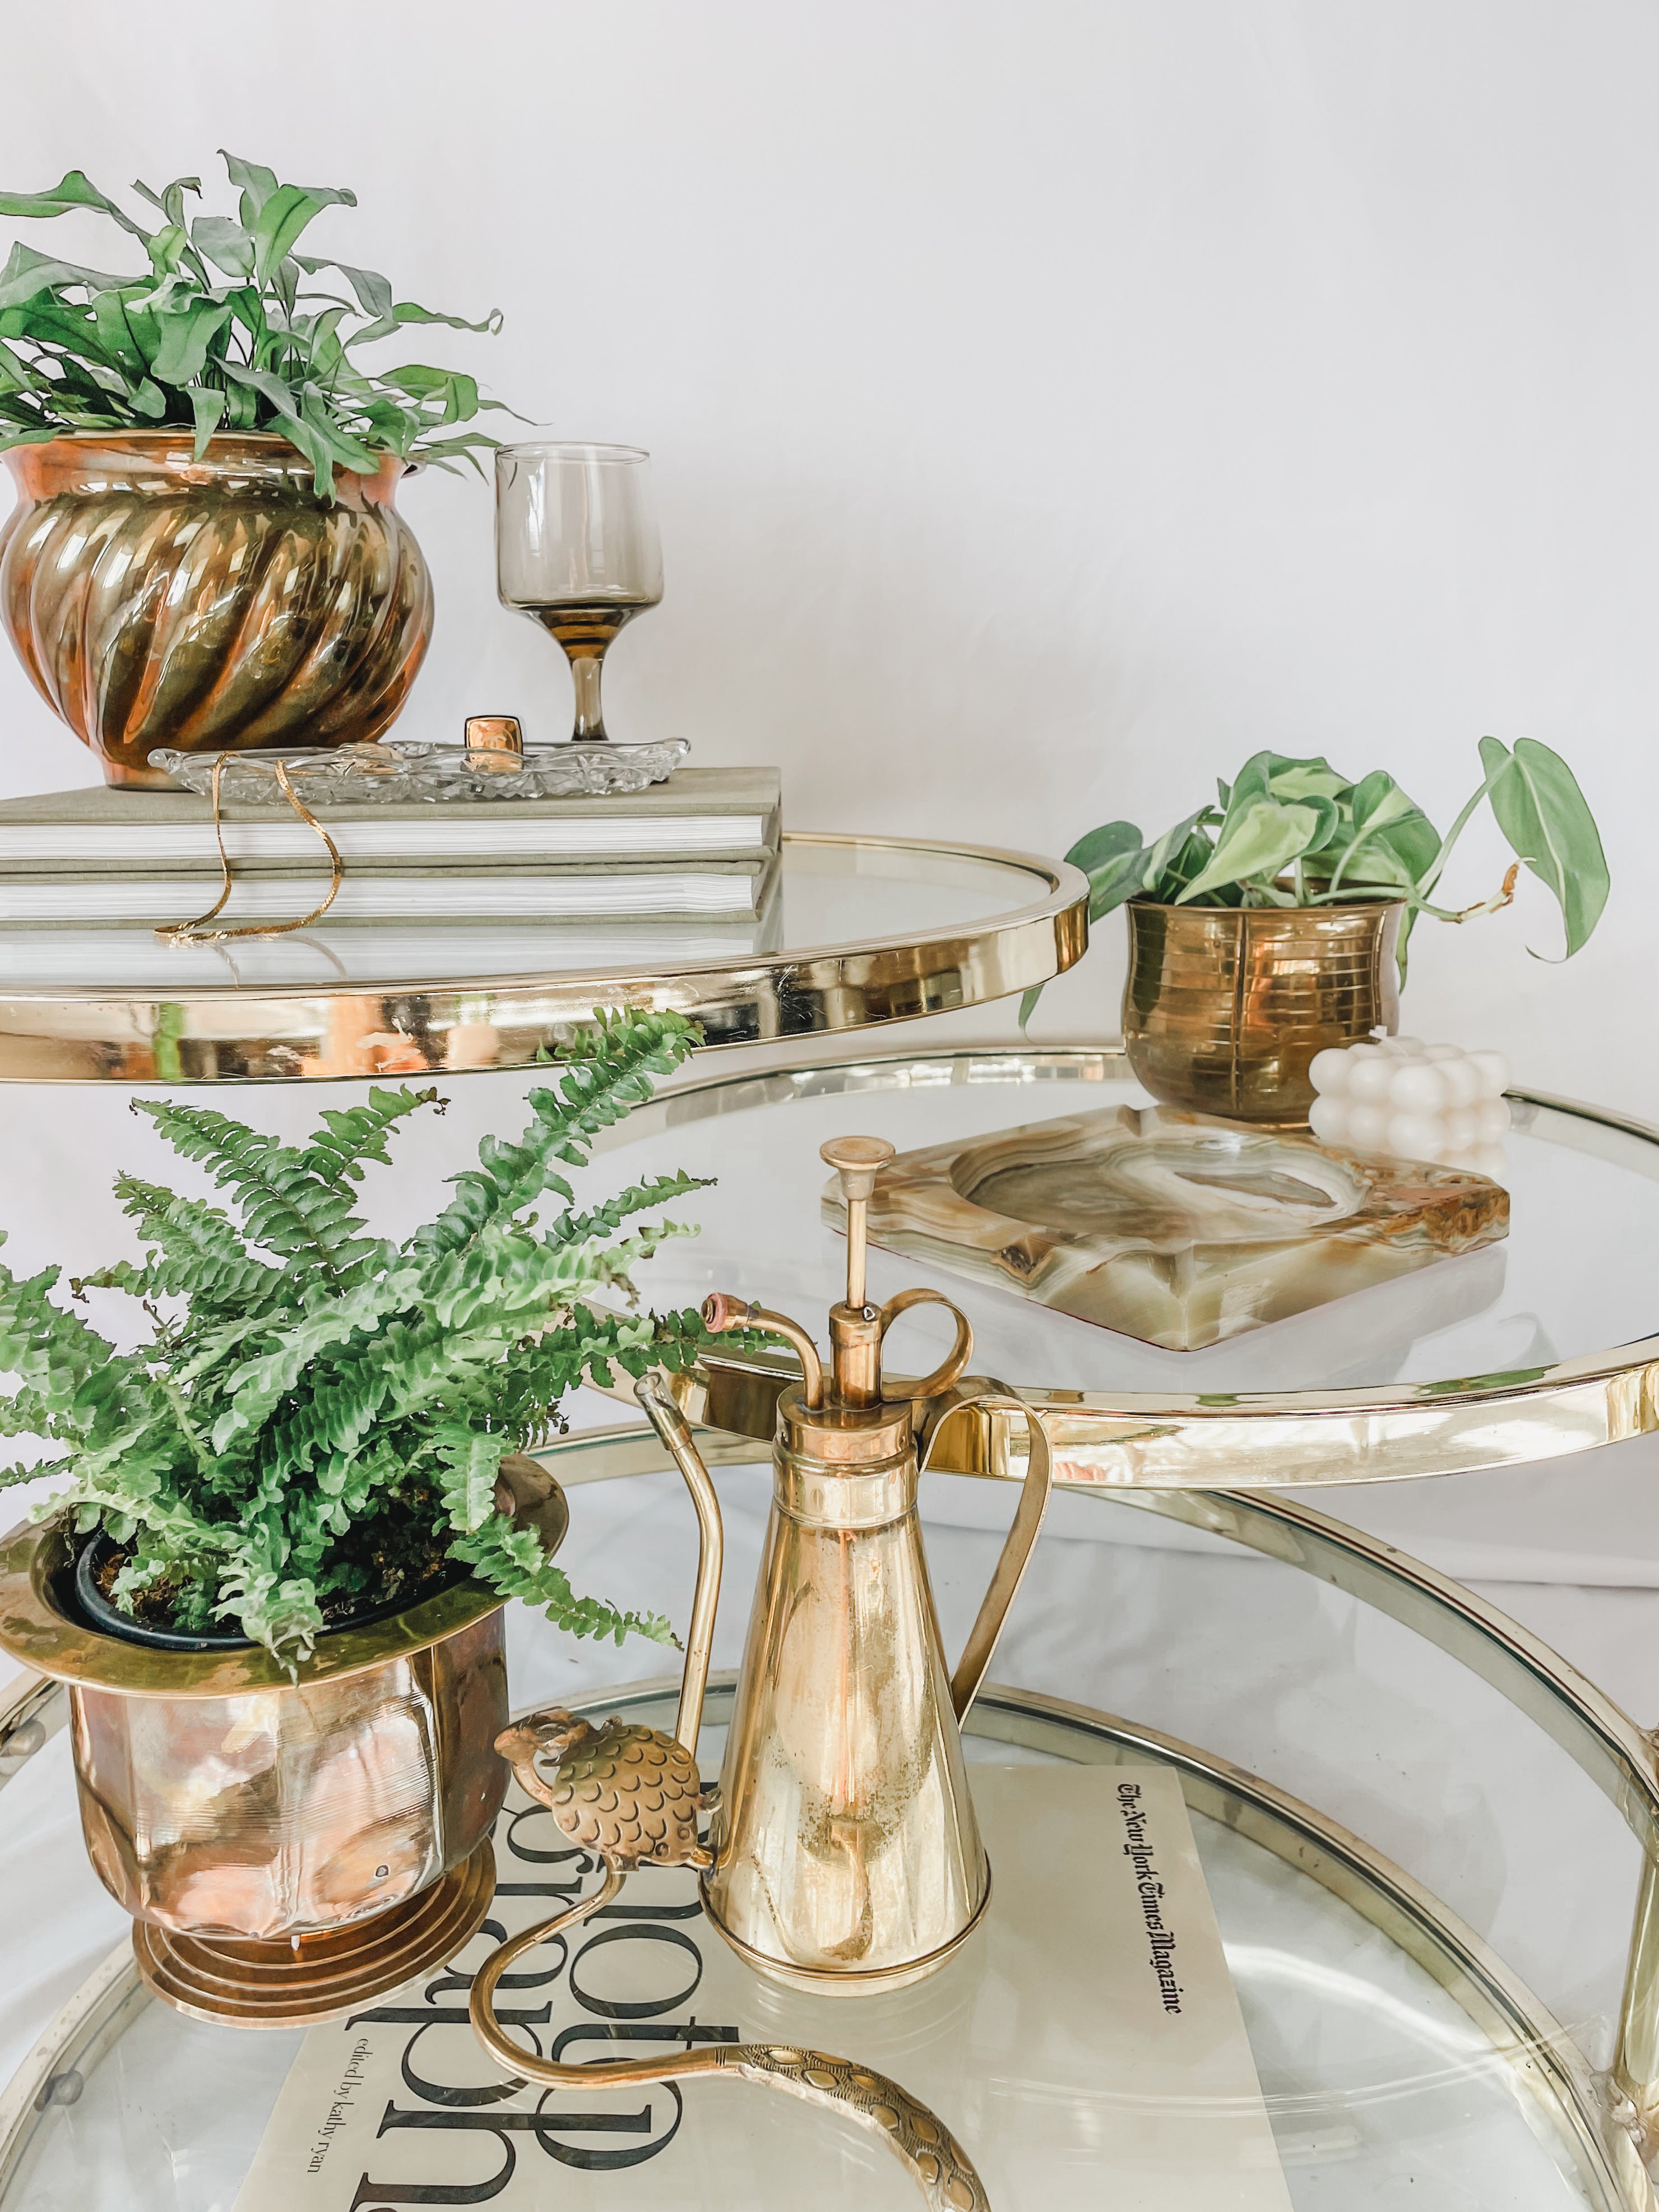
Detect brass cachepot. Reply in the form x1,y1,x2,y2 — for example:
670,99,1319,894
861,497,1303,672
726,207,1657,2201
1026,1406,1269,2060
1122,896,1402,1123
0,1515,507,2025
0,432,433,789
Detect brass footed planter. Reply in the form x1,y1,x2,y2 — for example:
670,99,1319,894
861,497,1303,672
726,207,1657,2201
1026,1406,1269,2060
0,1514,507,2026
0,432,433,789
1123,895,1402,1123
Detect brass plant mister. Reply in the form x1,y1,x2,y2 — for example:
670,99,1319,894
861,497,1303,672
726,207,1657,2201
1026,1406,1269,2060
470,1136,1054,2210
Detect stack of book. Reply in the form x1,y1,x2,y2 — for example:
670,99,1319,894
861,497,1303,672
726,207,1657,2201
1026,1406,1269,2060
0,766,781,978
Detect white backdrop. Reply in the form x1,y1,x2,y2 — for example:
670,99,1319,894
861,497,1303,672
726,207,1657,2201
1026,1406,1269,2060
3,1,1657,1090
2,4,1658,1609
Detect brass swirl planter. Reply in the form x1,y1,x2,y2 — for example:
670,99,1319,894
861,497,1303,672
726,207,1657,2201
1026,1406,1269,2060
0,432,433,789
1122,895,1402,1123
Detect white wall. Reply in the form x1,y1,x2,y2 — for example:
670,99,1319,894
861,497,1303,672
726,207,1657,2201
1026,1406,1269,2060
2,0,1655,1100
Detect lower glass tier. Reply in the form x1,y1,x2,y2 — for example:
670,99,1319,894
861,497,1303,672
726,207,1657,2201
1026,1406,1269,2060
0,1680,1630,2211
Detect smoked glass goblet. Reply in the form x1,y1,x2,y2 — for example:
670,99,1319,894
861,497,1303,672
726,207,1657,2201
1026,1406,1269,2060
494,442,663,743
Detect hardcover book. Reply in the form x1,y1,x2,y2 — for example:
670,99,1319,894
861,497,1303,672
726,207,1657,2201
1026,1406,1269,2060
0,853,778,925
0,767,781,872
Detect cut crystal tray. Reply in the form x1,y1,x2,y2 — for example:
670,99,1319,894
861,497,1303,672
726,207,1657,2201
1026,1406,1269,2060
147,737,690,804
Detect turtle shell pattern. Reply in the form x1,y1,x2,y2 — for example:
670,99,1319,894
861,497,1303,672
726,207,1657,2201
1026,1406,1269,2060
548,1719,712,1870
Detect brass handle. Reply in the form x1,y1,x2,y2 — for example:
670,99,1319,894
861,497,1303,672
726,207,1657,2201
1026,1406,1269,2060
921,1393,1054,1722
470,1877,990,2210
878,1287,975,1404
634,1376,725,1753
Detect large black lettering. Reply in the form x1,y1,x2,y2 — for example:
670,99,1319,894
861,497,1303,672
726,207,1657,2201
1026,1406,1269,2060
531,2083,682,2171
501,1803,586,1866
347,2104,517,2207
567,1922,705,2019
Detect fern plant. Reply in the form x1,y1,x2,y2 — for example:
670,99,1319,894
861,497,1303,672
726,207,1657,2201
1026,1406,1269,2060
0,1008,708,1664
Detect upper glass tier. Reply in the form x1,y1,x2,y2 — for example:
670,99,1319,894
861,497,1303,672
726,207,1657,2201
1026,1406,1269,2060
0,835,1085,1081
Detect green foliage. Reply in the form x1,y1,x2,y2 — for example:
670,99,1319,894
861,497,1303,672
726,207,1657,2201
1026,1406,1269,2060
1023,738,1609,1021
0,1008,709,1665
0,153,514,494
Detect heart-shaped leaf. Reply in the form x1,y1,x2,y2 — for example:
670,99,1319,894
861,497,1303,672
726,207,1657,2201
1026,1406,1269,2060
1175,795,1333,903
1479,736,1610,957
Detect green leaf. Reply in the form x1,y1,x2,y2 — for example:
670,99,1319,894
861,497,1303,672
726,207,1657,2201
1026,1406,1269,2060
1253,753,1351,806
188,385,226,455
1313,771,1439,896
191,217,256,281
132,175,203,230
147,299,233,386
1142,807,1220,901
220,152,280,223
0,242,131,311
293,256,392,321
1479,735,1610,958
0,169,150,240
1175,795,1334,903
372,298,504,341
1064,820,1142,878
249,182,355,286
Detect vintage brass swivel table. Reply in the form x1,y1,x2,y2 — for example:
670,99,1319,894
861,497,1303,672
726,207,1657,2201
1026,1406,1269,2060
0,834,1656,2205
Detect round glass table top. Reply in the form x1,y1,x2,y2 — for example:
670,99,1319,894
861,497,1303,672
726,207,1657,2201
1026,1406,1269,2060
0,835,1086,1082
603,1043,1659,1489
0,1678,1632,2211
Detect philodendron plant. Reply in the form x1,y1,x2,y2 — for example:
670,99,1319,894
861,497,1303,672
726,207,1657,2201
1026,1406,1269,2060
0,1008,708,1666
1025,736,1608,1019
0,151,512,493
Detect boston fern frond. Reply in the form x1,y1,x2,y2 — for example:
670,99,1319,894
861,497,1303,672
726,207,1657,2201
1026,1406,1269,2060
0,1008,709,1665
0,153,513,495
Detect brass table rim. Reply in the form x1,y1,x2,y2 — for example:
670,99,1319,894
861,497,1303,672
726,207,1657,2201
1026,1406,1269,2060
606,1042,1659,1489
0,1515,505,1697
0,834,1089,1081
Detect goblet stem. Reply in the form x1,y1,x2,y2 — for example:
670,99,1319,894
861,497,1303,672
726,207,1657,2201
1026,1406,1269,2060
567,645,609,742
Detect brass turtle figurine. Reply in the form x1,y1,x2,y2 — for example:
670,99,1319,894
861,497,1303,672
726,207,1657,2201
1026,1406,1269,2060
493,1710,711,1871
475,1703,989,2212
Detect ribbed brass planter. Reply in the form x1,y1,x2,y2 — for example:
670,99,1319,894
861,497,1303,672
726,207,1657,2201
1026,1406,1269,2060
0,432,433,789
0,1514,507,2026
1122,897,1402,1123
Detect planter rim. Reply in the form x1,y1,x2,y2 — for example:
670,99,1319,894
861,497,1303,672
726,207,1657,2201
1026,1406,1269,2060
1,428,411,490
1125,893,1407,915
0,1512,506,1698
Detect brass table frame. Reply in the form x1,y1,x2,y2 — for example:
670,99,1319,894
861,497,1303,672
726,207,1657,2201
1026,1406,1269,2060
0,834,1087,1081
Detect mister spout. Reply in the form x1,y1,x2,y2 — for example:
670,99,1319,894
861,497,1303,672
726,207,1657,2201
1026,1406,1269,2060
819,1135,896,1313
702,1134,971,1420
818,1136,896,1408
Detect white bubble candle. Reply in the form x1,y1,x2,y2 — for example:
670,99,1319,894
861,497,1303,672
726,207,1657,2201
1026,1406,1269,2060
1308,1038,1510,1178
